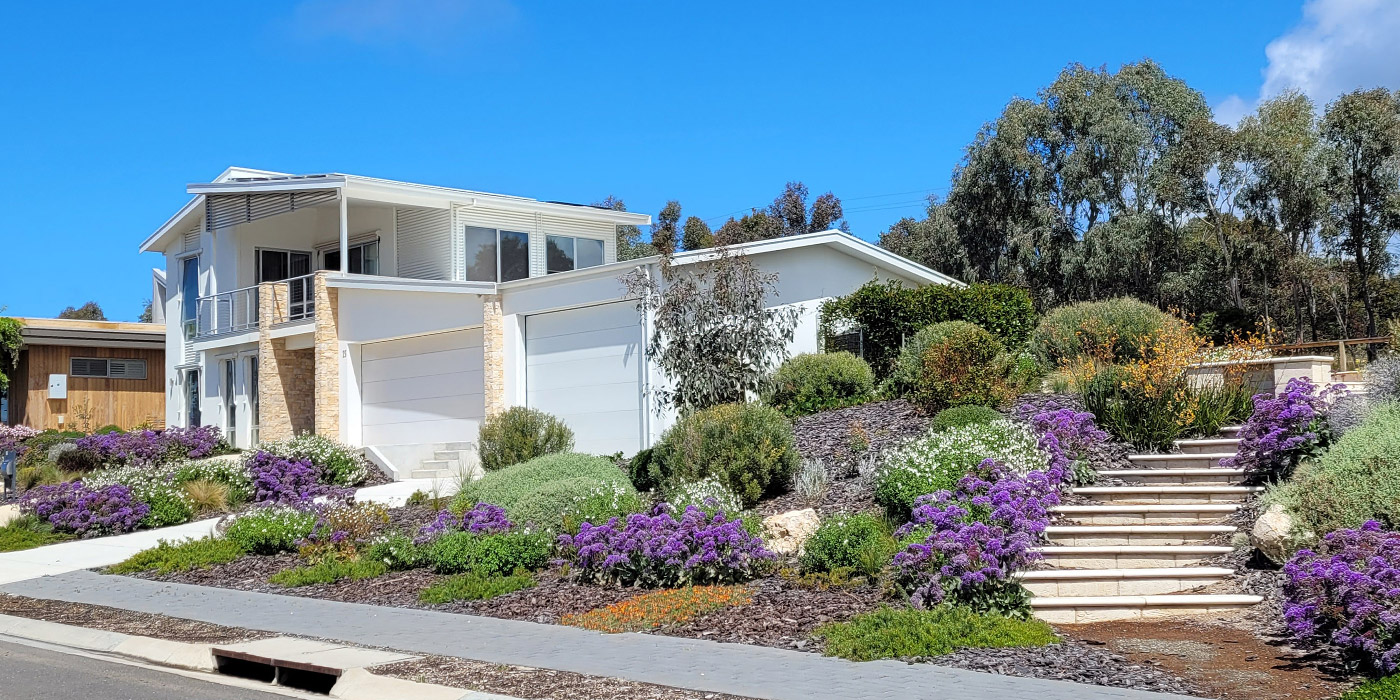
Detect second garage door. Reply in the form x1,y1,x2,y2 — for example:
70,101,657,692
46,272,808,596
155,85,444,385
525,302,643,456
361,329,485,446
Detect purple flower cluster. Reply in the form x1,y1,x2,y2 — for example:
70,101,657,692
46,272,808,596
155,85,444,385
1282,521,1400,672
557,505,775,587
74,425,224,468
1017,402,1108,470
1224,377,1343,483
0,425,40,456
892,459,1059,611
416,503,513,544
19,481,149,536
245,451,337,505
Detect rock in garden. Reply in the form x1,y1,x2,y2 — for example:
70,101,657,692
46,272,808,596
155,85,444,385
762,508,820,556
1251,503,1295,564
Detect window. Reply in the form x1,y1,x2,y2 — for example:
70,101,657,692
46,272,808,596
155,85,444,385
248,356,259,445
180,256,199,322
70,358,147,380
256,249,312,283
463,227,531,282
323,240,380,275
186,369,200,427
223,358,237,445
546,235,605,274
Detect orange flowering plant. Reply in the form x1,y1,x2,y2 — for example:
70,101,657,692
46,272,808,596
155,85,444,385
561,585,752,634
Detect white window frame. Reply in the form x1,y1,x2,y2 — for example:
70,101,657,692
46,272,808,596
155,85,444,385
545,234,606,274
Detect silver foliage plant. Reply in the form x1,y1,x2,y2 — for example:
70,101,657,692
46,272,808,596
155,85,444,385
623,246,800,413
1364,354,1400,403
793,458,830,506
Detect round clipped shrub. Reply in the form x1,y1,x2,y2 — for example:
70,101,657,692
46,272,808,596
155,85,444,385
911,324,1011,412
451,452,637,531
222,506,317,554
767,352,875,417
931,405,1003,432
512,478,644,533
884,321,984,397
800,512,895,577
873,419,1050,521
1030,297,1171,367
478,407,575,472
645,402,799,508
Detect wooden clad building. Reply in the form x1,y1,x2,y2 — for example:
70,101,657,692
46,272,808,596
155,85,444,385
4,318,166,431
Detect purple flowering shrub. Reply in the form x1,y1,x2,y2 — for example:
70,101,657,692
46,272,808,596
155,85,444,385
1224,377,1344,483
74,425,226,468
1282,521,1400,672
557,504,776,587
297,502,390,561
20,481,149,536
891,459,1059,615
1016,402,1109,486
245,451,349,505
0,425,41,456
416,503,513,544
160,425,224,460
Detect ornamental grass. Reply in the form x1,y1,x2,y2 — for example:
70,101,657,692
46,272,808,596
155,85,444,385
561,585,752,633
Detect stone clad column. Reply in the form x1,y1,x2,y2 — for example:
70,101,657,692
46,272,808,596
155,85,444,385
256,283,292,443
483,294,505,418
314,271,341,440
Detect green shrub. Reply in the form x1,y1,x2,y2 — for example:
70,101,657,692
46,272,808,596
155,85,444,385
173,458,252,504
1339,675,1400,700
931,405,1003,432
1030,297,1171,367
911,323,1011,412
55,447,103,473
815,606,1058,661
800,513,896,578
1268,402,1400,541
819,281,1037,378
140,487,196,529
419,571,535,603
269,558,389,587
478,407,575,472
425,531,552,576
363,532,424,571
645,402,799,508
222,507,317,555
94,425,123,435
767,352,875,417
884,321,984,397
512,478,644,533
665,477,746,518
108,537,246,575
1080,366,1195,452
0,515,68,553
874,420,1050,521
451,453,636,531
16,431,83,470
258,433,369,486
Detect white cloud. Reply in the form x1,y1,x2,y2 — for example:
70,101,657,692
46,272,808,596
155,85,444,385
286,0,517,52
1216,0,1400,122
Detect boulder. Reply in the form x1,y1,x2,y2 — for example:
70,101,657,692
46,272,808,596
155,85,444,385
762,508,820,556
1251,503,1295,564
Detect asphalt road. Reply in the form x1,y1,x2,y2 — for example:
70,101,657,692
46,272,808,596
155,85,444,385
0,639,289,700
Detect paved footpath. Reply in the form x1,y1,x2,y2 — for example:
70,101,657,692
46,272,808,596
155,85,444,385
2,570,1200,700
0,479,446,585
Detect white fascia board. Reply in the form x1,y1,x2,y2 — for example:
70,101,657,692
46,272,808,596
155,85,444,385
152,268,167,284
139,195,203,254
324,273,496,295
497,256,661,291
342,176,652,225
186,176,347,195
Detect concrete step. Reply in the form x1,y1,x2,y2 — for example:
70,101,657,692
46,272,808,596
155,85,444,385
1127,453,1234,469
1035,545,1235,569
1099,468,1245,486
1052,504,1240,526
408,469,452,480
441,442,475,452
1031,594,1263,624
418,459,459,471
1045,525,1235,546
1219,425,1242,437
1018,567,1236,597
1174,437,1241,454
433,450,466,461
1068,485,1263,504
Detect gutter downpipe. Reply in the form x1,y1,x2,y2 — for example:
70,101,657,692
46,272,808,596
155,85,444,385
639,263,654,449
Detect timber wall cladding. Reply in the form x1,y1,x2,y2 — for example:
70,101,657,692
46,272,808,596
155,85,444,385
12,345,166,430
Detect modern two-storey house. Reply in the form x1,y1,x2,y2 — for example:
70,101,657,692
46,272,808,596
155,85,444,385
143,167,958,478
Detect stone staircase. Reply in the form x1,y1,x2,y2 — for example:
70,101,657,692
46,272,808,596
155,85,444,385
1027,428,1264,624
409,442,483,481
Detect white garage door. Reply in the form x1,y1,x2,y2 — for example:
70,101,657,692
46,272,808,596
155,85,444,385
526,302,643,456
361,329,485,446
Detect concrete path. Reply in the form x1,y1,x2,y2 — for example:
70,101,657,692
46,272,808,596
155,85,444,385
0,478,452,585
3,570,1200,700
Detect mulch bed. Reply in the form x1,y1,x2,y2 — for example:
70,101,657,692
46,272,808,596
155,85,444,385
371,655,761,700
791,399,929,468
0,593,269,644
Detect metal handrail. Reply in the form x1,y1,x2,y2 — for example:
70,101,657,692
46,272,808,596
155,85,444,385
278,274,317,324
195,285,260,339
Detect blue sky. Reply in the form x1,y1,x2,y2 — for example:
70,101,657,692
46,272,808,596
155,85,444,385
1,0,1395,320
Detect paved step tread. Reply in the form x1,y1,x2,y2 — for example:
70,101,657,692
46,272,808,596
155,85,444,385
1053,504,1241,513
1045,525,1235,534
1019,567,1235,580
1030,594,1263,607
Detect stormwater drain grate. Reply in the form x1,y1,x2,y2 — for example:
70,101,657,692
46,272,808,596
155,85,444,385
208,638,418,696
212,649,339,695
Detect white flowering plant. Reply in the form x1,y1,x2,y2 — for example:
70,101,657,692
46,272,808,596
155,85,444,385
257,433,369,487
873,419,1051,521
665,477,746,519
221,505,317,554
86,464,194,528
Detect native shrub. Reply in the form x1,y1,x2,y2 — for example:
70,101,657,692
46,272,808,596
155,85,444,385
815,606,1058,661
0,515,68,552
1327,393,1374,438
873,420,1050,522
884,321,985,398
297,502,389,562
478,407,575,472
270,558,389,587
20,482,149,536
109,537,247,575
222,506,317,555
245,451,335,505
644,402,799,508
767,352,875,417
664,477,745,519
1225,377,1343,483
1339,675,1400,700
931,405,1003,432
911,323,1012,412
364,532,425,570
1364,354,1400,403
416,502,514,544
0,425,41,456
1030,297,1171,367
174,458,253,504
257,433,369,486
562,585,752,633
420,571,535,603
557,505,776,587
15,430,83,470
513,478,644,534
425,531,552,576
891,460,1058,616
452,453,639,532
800,512,896,578
1283,521,1400,672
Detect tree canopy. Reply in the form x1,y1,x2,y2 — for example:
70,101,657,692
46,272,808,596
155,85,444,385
58,301,106,321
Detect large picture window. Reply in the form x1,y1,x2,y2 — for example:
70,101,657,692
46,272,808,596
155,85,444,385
256,249,312,283
323,240,379,275
463,227,530,282
546,235,604,274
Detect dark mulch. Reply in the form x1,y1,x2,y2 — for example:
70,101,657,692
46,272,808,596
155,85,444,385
0,593,269,644
756,477,877,518
374,655,760,700
924,638,1204,697
791,399,929,468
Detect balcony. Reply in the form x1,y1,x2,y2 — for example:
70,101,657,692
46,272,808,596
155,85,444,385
192,274,317,341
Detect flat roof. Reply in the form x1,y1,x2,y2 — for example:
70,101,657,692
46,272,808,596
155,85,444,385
9,317,165,350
